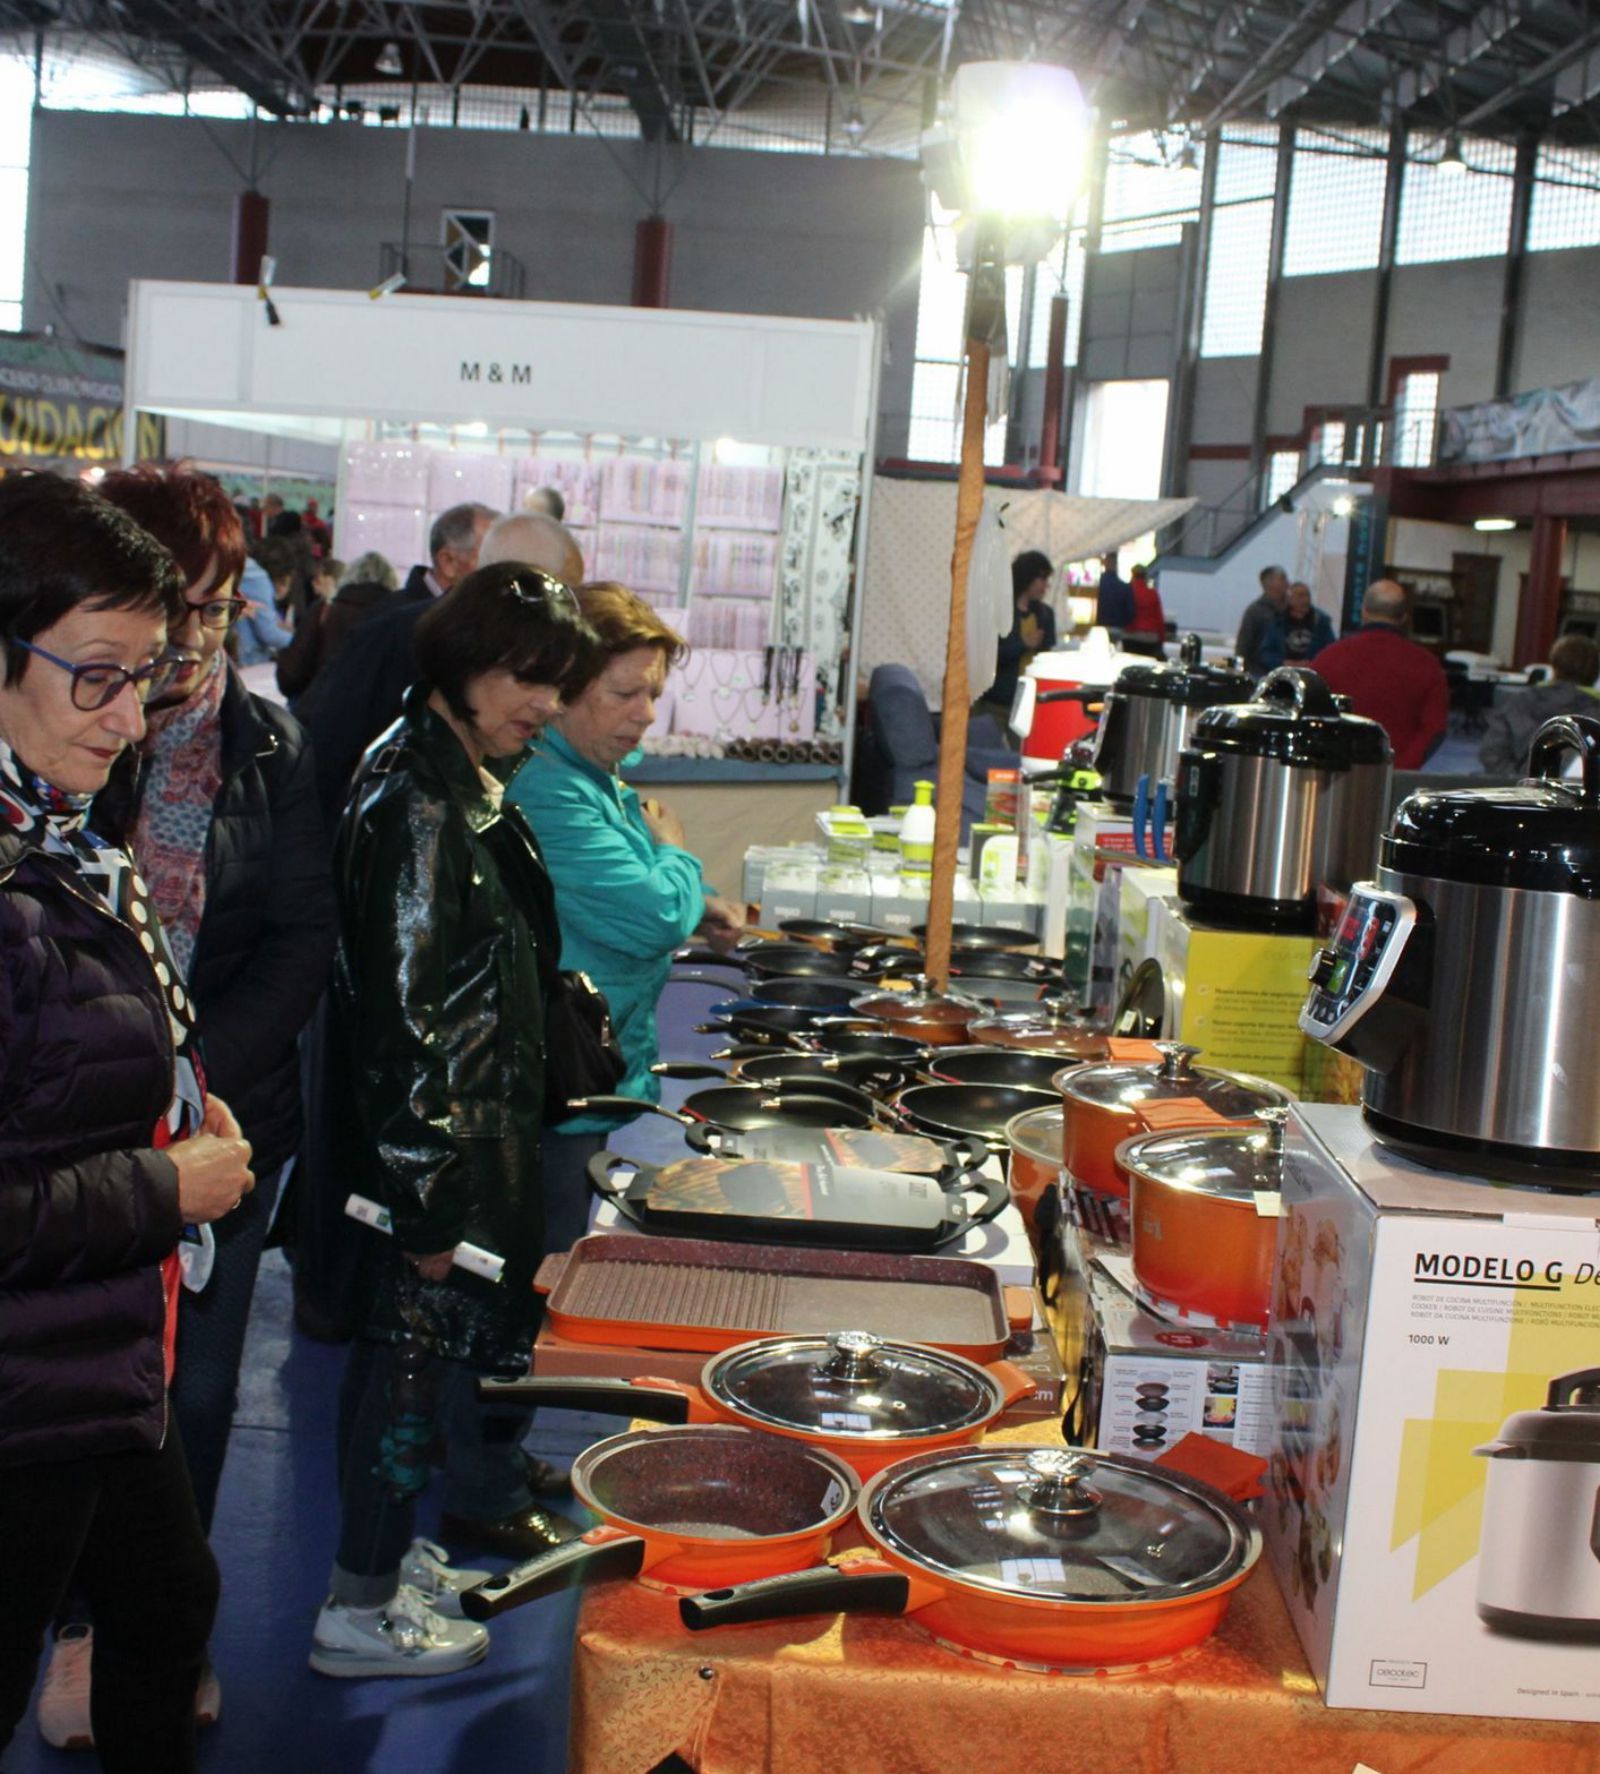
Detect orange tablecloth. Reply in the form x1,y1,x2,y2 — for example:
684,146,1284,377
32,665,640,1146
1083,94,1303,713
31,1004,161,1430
569,1564,1600,1774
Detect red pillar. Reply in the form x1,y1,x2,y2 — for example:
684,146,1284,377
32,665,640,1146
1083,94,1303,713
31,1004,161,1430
1036,294,1068,486
231,191,270,286
632,217,672,308
1513,513,1567,666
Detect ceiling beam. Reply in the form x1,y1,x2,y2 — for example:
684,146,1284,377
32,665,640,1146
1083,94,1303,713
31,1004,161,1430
1458,20,1600,128
1263,0,1405,118
1391,0,1524,111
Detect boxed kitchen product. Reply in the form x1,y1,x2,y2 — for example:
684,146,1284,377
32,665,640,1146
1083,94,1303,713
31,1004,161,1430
758,858,819,928
976,887,1041,937
1081,1256,1272,1460
1116,866,1179,1004
1063,802,1138,1011
1266,1102,1600,1721
1156,909,1316,1093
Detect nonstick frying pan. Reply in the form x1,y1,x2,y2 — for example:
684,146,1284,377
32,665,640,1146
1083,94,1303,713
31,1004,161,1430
801,1028,930,1067
910,922,1041,954
921,1046,1070,1092
893,1081,1061,1149
750,976,864,1010
655,1054,913,1098
459,1425,859,1616
696,1002,877,1046
572,1088,881,1133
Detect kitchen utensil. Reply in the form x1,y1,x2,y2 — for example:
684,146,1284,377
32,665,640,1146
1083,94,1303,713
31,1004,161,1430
1474,1367,1600,1640
655,1053,913,1097
1003,1104,1065,1249
924,1046,1073,1092
1301,713,1600,1186
801,1027,932,1067
1174,667,1392,931
1118,1116,1284,1331
1091,635,1255,811
750,975,864,1009
851,989,983,1047
681,1445,1261,1670
695,1002,841,1045
585,1150,1009,1251
892,1081,1060,1150
967,1008,1109,1061
676,941,844,979
459,1425,859,1615
676,1120,984,1185
573,1088,881,1134
909,922,1041,954
1012,632,1149,772
529,1232,1028,1360
486,1330,1034,1478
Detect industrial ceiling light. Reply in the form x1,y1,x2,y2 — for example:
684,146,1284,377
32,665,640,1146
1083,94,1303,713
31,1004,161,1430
841,2,874,22
843,104,866,143
1474,516,1516,531
1437,131,1466,175
1176,137,1198,172
375,40,403,76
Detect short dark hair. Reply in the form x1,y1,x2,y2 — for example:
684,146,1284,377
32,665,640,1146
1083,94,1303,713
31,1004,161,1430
1260,564,1286,587
0,473,184,686
1012,550,1053,595
414,562,600,724
255,536,301,587
98,460,248,593
1552,633,1600,685
429,502,497,564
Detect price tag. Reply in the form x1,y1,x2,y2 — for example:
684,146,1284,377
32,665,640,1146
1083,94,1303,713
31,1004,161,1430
1253,1190,1283,1217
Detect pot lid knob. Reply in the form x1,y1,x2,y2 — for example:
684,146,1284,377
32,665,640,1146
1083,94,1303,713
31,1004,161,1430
1253,1105,1289,1145
1021,1450,1103,1519
1153,1041,1201,1079
824,1330,888,1383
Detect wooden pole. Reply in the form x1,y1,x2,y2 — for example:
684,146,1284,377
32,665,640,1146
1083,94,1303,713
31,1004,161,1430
924,332,992,993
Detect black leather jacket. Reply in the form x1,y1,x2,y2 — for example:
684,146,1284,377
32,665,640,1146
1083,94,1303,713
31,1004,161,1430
327,685,558,1371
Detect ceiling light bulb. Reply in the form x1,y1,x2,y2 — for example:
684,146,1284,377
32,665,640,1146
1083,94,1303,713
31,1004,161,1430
375,40,403,76
841,2,874,22
1473,516,1516,531
1437,131,1466,175
843,105,866,142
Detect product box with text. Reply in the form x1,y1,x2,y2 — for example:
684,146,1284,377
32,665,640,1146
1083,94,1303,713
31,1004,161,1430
1266,1103,1600,1721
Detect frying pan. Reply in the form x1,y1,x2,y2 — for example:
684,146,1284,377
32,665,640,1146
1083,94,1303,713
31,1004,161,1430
696,1002,876,1046
750,976,864,1010
458,1425,859,1616
572,1088,881,1133
648,1065,883,1119
655,1053,913,1097
481,1331,1035,1478
675,943,861,980
910,922,1041,954
800,1028,931,1067
849,990,985,1047
670,1119,987,1184
893,1081,1061,1149
946,952,1065,984
679,1445,1262,1671
921,1046,1069,1092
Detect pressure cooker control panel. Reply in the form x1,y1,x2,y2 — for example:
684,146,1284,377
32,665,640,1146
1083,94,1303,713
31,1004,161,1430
1300,884,1417,1044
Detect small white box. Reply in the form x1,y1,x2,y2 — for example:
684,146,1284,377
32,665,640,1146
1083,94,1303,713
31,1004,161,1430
1266,1103,1600,1722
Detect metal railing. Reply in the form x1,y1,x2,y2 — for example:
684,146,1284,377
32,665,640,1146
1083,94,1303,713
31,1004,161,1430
377,243,528,301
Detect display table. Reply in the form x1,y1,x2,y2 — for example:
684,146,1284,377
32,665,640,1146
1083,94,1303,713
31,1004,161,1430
567,1422,1600,1774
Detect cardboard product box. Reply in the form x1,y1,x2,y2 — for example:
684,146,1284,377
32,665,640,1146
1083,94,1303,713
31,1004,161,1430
741,844,818,907
1156,909,1317,1093
976,888,1041,937
813,878,874,927
1062,803,1138,1009
1265,1103,1600,1722
758,871,818,928
1114,865,1179,1020
1039,832,1074,961
1079,1256,1273,1460
871,877,929,935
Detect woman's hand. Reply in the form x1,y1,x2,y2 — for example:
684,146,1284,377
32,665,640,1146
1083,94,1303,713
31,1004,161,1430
172,1132,256,1225
697,896,746,952
640,796,687,850
405,1249,457,1282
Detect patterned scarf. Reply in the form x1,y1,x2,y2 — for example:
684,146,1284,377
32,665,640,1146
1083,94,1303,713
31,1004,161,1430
130,651,227,981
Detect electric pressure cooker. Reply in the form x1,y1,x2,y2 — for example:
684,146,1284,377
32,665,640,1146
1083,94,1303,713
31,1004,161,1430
1474,1367,1600,1639
1300,714,1600,1187
1174,667,1392,931
1090,635,1254,809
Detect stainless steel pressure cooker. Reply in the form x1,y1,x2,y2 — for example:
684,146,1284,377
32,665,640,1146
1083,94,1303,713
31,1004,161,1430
1301,714,1600,1187
1090,635,1254,809
1474,1367,1600,1639
1173,667,1392,931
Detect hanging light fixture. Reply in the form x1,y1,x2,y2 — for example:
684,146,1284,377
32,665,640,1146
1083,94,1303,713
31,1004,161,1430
375,40,403,76
1437,131,1466,175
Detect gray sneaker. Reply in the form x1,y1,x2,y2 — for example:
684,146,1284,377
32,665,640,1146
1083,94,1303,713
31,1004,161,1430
399,1538,493,1620
309,1584,489,1678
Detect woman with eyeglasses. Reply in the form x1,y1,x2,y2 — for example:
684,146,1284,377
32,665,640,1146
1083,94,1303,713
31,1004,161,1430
309,561,601,1678
28,462,339,1743
0,473,256,1770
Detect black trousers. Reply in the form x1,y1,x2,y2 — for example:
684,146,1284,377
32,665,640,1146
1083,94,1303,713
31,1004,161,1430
0,1417,219,1773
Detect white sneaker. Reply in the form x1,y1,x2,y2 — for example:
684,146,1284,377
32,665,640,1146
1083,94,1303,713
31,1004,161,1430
37,1624,94,1750
309,1584,489,1679
399,1538,492,1620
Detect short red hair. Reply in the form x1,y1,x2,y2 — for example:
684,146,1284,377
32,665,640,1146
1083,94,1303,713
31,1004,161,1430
97,460,248,594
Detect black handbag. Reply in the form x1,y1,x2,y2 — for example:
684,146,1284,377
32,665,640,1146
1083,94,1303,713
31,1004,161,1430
544,970,627,1118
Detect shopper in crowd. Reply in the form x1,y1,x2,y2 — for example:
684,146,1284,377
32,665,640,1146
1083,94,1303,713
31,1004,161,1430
299,502,500,823
1259,579,1336,670
1478,633,1600,775
508,583,745,1251
1095,549,1133,630
1312,578,1450,769
980,550,1057,717
1124,563,1166,654
233,536,298,667
309,563,601,1679
1236,564,1289,675
276,549,399,709
0,473,255,1771
523,485,565,520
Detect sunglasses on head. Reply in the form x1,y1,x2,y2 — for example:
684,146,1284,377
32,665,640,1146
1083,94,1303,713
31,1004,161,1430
505,573,580,616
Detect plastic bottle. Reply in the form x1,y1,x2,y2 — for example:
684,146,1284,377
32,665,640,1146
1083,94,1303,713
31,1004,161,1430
897,779,936,882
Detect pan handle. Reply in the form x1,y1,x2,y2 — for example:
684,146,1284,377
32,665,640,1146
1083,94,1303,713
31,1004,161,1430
476,1376,695,1423
680,1562,911,1631
532,1252,570,1295
958,1171,1011,1227
586,1152,639,1203
673,947,745,968
461,1531,649,1620
651,1062,730,1080
570,1096,691,1124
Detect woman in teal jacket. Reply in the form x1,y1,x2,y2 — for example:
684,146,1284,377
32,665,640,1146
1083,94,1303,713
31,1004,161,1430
507,583,743,1249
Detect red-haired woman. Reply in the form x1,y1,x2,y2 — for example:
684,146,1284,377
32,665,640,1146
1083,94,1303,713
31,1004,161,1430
31,464,337,1747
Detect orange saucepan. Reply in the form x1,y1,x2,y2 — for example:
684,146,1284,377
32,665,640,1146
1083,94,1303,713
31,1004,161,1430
480,1330,1035,1478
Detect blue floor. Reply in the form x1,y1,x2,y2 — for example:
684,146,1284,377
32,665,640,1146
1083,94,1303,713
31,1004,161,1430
1,966,749,1774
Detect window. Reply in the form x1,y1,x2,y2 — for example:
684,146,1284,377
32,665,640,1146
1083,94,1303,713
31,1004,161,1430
1309,419,1347,467
1283,128,1388,276
1079,379,1170,499
1265,450,1300,505
1529,144,1600,253
1201,127,1278,358
0,56,31,331
1397,133,1516,264
1100,130,1203,255
1392,370,1439,467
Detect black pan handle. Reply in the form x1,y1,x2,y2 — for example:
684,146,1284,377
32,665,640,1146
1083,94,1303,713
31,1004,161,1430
673,947,745,968
680,1566,911,1631
461,1535,649,1619
1530,715,1600,807
586,1152,641,1202
651,1062,729,1080
958,1170,1011,1226
477,1376,693,1422
570,1096,689,1123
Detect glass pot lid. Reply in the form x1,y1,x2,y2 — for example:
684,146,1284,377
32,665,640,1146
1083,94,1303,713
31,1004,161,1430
1119,1113,1284,1201
1061,1042,1289,1120
705,1332,1000,1441
864,1447,1254,1602
1007,1106,1065,1165
853,991,975,1024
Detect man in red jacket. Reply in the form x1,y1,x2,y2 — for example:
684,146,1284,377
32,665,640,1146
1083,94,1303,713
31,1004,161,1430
1312,579,1449,769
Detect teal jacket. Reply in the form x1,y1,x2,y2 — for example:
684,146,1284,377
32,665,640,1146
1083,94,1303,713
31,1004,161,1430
507,729,707,1131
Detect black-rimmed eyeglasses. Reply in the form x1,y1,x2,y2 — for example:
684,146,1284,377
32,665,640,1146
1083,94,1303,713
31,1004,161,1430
181,594,250,631
13,640,194,712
